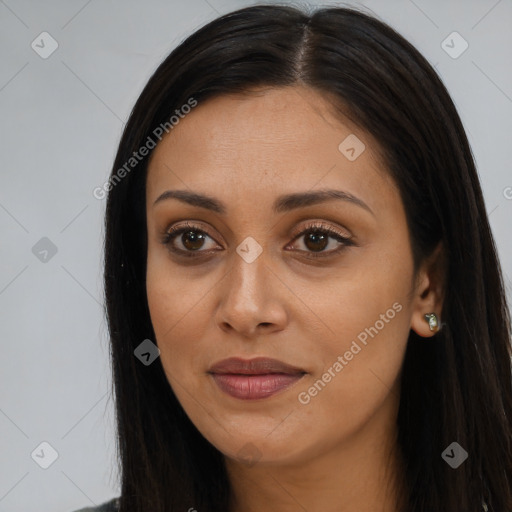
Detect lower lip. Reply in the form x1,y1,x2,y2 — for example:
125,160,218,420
210,373,305,400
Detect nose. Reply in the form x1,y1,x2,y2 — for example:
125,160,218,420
214,247,288,339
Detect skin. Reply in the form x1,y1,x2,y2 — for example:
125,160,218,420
145,85,444,512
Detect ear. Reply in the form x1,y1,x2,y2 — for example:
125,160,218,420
410,242,446,338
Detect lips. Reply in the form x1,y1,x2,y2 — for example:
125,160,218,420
209,357,305,375
208,357,306,400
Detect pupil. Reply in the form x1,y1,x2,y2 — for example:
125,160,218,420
305,232,328,252
182,231,205,250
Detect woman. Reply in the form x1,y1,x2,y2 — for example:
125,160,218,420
77,4,512,511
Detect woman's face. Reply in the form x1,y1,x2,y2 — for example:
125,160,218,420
145,86,433,467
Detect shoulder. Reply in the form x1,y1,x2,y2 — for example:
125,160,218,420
72,497,120,512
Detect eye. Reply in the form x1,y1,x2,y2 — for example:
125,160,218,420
161,222,219,257
286,221,354,259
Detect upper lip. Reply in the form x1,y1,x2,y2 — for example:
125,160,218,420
208,357,306,375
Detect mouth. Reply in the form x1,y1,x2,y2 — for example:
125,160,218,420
208,357,307,400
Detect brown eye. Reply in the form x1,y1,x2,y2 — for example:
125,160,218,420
161,223,219,257
179,230,207,251
288,222,354,258
303,231,330,252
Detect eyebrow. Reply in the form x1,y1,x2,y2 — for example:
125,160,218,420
152,188,374,216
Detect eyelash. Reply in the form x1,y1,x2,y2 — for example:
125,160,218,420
160,221,354,259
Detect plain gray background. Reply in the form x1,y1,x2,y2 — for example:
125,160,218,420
0,0,511,510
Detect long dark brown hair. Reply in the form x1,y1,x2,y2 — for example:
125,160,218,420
103,4,512,511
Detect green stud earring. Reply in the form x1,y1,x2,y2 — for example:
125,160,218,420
424,313,439,332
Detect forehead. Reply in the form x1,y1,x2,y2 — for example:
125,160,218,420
146,86,395,211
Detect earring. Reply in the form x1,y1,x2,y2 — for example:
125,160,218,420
424,313,439,332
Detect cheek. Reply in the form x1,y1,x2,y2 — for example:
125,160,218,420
146,253,214,383
304,233,413,351
291,293,411,454
299,240,413,400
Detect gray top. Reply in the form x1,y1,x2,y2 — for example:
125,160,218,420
73,497,119,512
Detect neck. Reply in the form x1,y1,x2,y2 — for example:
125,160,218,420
226,389,405,512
